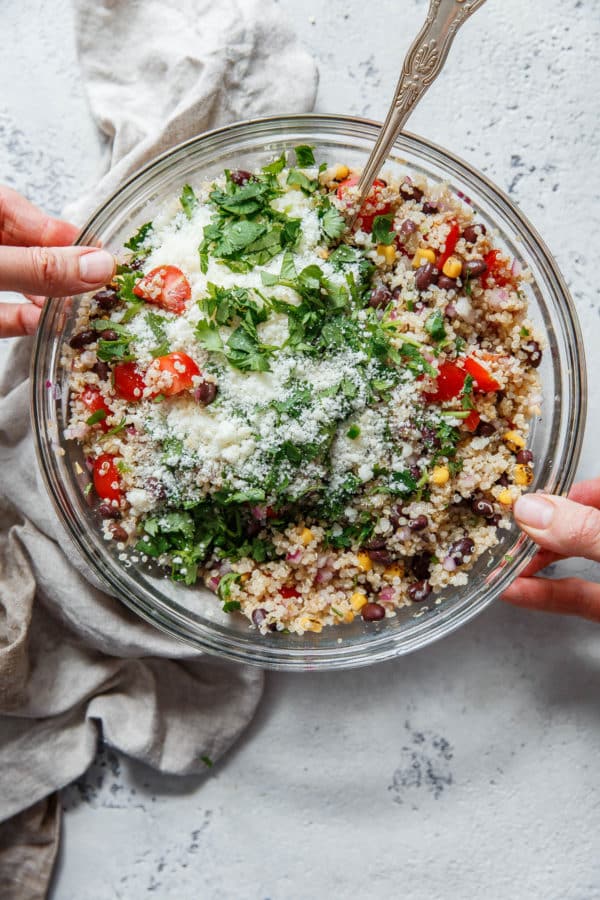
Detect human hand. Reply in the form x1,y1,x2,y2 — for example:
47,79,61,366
502,479,600,622
0,185,115,338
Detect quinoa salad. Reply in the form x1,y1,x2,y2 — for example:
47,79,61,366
63,145,543,635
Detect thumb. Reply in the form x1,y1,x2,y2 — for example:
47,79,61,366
514,493,600,562
0,245,115,297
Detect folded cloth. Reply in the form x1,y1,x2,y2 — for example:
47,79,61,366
0,0,317,895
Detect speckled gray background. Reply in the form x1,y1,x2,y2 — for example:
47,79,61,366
2,1,600,898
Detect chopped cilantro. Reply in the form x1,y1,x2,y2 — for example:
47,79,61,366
347,424,361,439
85,409,107,426
295,144,316,167
461,373,474,410
318,200,346,242
124,222,153,255
371,213,395,246
286,168,318,194
217,572,242,602
425,309,446,343
520,326,530,337
200,755,214,767
180,184,198,220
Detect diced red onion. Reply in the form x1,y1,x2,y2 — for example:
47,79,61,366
511,258,522,277
286,548,303,563
379,586,395,602
251,505,267,521
445,303,457,318
208,574,221,592
315,567,334,584
45,379,52,389
398,526,412,541
443,556,457,572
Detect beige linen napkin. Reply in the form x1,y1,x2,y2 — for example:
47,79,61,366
0,1,317,896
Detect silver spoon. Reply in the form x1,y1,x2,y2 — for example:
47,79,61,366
353,0,487,215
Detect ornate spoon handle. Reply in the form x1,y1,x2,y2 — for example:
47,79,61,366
355,0,487,206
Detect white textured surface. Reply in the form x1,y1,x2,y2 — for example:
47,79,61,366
2,0,600,897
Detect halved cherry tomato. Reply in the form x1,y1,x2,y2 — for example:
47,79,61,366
280,585,301,599
152,352,200,395
463,357,501,392
481,249,512,289
436,219,460,270
93,454,122,503
463,409,481,432
423,361,466,403
80,387,112,432
113,362,147,402
133,265,191,314
336,176,391,232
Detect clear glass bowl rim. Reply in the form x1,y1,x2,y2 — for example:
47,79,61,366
31,113,587,671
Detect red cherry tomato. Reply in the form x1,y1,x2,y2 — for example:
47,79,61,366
279,586,301,599
463,357,501,392
463,409,481,432
436,219,460,270
153,352,200,395
80,387,112,432
336,176,391,232
481,250,512,289
93,454,122,503
133,265,191,314
423,361,466,403
113,362,147,402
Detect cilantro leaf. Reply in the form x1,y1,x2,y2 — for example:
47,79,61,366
319,201,346,242
195,320,224,351
286,168,318,194
425,309,446,343
124,222,153,255
217,572,242,602
371,214,395,246
180,184,198,220
295,145,316,167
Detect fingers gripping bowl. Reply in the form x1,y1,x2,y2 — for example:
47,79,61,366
32,116,586,670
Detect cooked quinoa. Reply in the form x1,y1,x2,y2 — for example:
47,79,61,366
63,146,542,635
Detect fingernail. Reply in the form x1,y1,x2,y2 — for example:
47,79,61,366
514,494,554,530
79,250,115,284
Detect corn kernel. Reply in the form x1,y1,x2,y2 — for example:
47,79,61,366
497,488,514,506
431,465,450,485
356,553,373,573
503,430,526,452
377,244,396,265
298,616,321,633
384,563,404,579
442,256,462,279
316,247,330,260
350,591,368,611
343,610,355,624
300,527,314,546
514,464,534,486
412,247,436,268
239,573,251,583
334,164,350,181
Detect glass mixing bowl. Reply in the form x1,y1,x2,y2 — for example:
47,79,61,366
32,115,586,670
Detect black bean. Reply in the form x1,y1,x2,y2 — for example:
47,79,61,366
399,219,418,237
497,473,510,487
476,421,496,437
522,340,542,368
99,329,119,342
98,503,120,519
252,608,267,627
462,224,486,244
409,465,422,482
389,505,406,530
146,477,167,501
246,520,261,538
361,602,386,622
489,514,501,527
363,537,387,551
93,361,110,381
93,288,120,309
369,285,392,309
471,497,495,519
110,524,128,543
448,538,475,564
194,382,218,405
408,580,431,602
230,169,252,185
69,329,96,349
409,514,428,532
437,274,457,291
516,449,534,465
129,259,145,272
421,425,441,449
462,259,488,279
415,262,439,292
410,554,430,581
368,549,394,566
422,202,438,215
400,182,423,202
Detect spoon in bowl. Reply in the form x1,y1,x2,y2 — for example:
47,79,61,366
351,0,487,220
